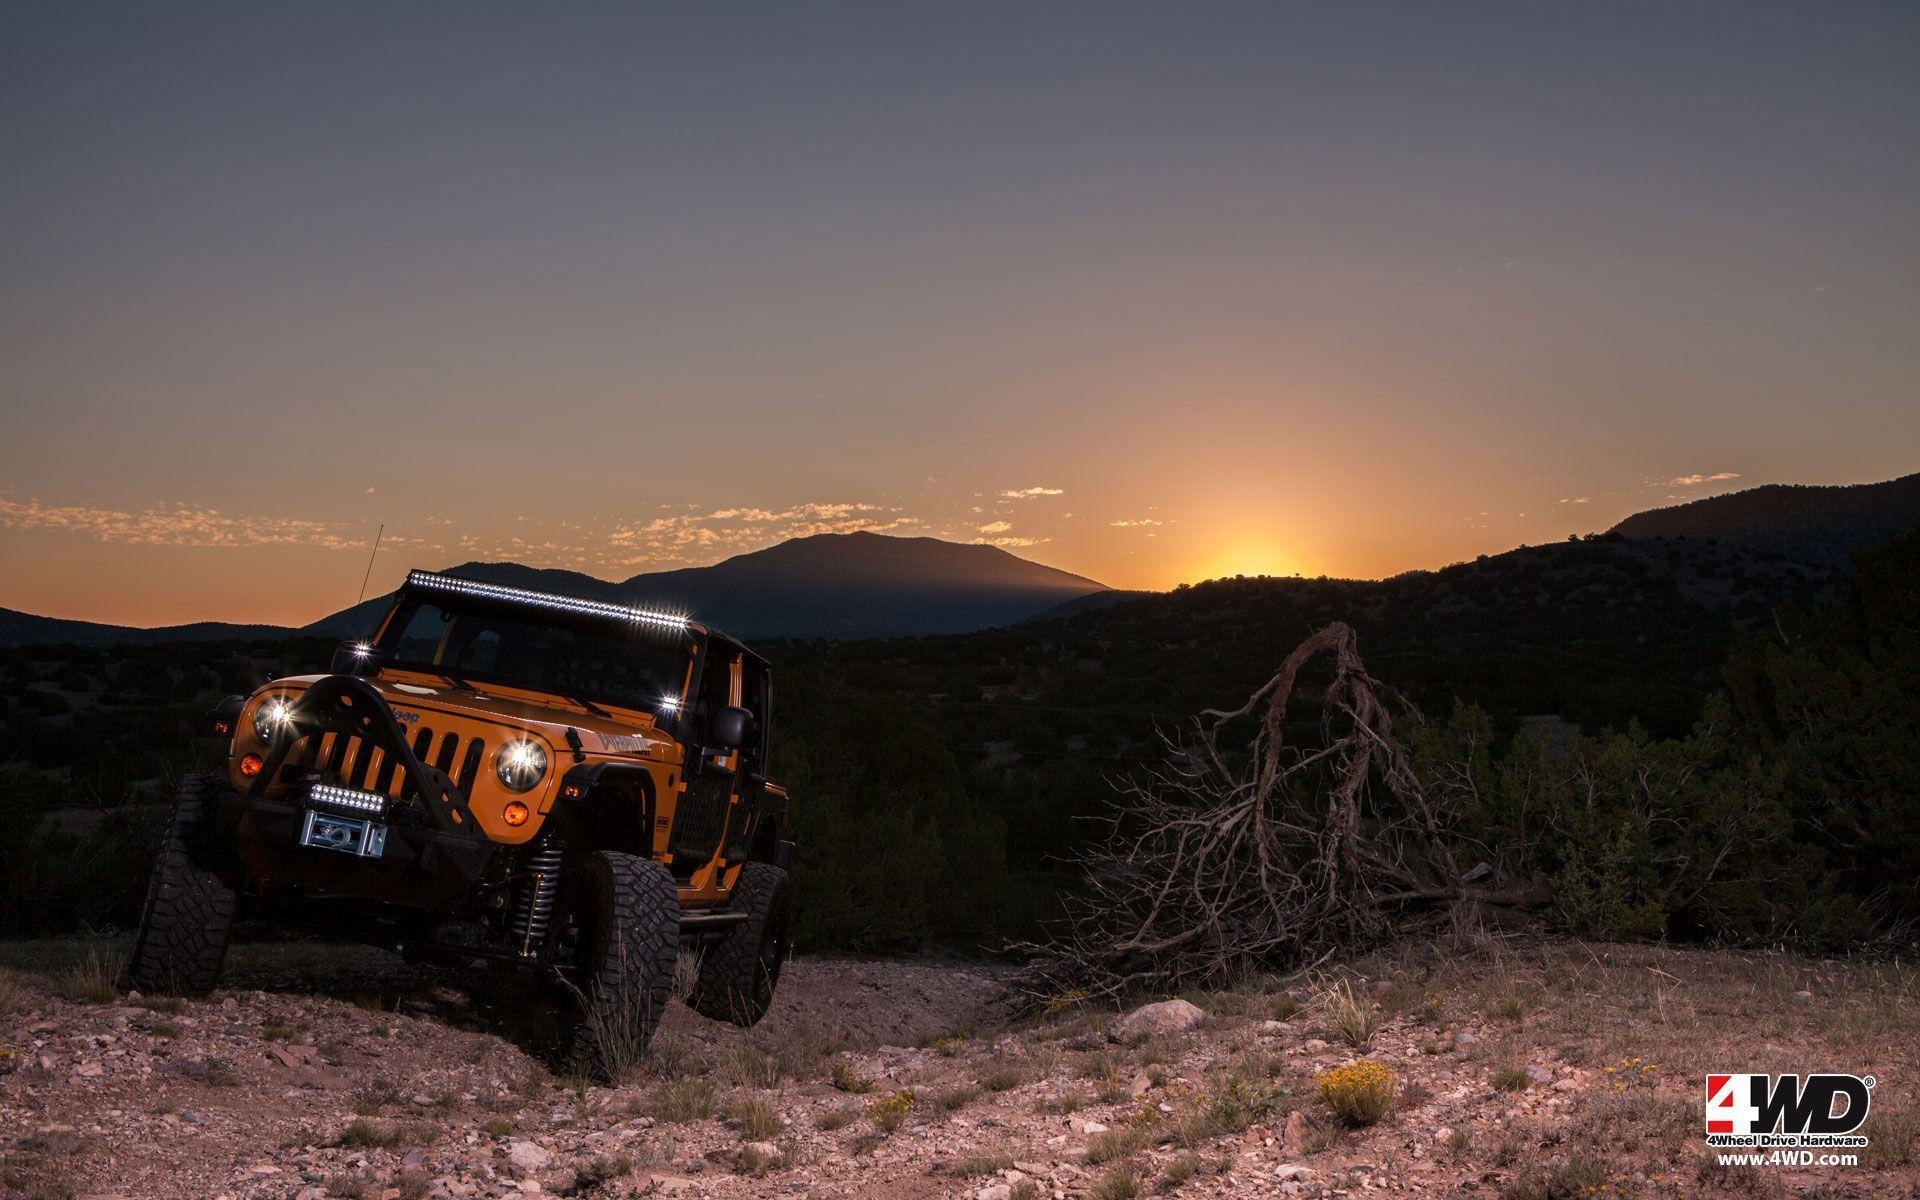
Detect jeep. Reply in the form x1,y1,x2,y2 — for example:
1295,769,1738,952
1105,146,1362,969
128,569,794,1074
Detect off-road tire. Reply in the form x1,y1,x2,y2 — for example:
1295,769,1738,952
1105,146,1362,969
687,862,792,1028
567,851,680,1079
127,773,237,995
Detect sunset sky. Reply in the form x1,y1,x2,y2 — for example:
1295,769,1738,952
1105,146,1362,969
3,4,1917,627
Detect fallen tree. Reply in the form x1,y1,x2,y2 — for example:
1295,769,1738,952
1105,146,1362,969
1013,622,1545,1006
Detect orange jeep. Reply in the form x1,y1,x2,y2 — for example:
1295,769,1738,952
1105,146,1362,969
129,570,794,1073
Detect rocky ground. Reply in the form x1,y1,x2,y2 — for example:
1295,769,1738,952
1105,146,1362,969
2,938,1916,1199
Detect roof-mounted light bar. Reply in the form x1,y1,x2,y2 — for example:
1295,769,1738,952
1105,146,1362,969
404,570,689,631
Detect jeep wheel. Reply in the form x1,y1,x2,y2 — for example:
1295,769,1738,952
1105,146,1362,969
127,774,237,995
565,851,679,1080
687,862,792,1028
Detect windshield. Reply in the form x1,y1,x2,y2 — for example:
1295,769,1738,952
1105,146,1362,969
378,598,690,715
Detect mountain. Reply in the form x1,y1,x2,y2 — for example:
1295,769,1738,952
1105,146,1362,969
0,608,293,648
612,532,1108,638
1611,471,1920,566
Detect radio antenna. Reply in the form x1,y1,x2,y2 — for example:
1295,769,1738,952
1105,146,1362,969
355,524,385,627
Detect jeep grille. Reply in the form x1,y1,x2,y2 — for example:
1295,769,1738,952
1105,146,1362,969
310,727,489,800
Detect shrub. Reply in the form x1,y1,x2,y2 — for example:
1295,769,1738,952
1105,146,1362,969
869,1089,915,1133
1317,1059,1395,1126
828,1059,872,1093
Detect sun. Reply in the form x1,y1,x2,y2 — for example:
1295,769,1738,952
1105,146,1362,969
1191,538,1300,582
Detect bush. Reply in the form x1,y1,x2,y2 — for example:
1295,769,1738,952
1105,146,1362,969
1317,1060,1394,1126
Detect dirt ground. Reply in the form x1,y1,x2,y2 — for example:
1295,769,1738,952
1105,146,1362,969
1,937,1914,1199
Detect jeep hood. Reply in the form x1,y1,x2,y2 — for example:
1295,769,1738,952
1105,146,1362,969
268,672,679,759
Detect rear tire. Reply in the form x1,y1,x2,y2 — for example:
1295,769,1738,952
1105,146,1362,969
566,851,680,1080
127,774,237,995
687,862,792,1028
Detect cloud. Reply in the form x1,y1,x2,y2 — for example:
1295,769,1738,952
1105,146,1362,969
1109,518,1163,528
997,486,1064,499
0,497,366,550
977,520,1014,534
599,501,921,569
975,535,1050,547
1665,472,1741,487
1557,497,1591,505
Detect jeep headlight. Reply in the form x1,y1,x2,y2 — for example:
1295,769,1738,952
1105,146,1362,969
252,696,295,744
495,739,548,792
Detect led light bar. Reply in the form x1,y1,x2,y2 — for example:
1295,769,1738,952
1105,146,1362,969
308,782,389,815
405,570,689,631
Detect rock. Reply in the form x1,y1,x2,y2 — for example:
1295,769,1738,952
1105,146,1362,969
1454,1030,1478,1046
265,1045,316,1069
1302,1038,1329,1052
72,1060,104,1078
1281,1111,1311,1156
1128,1072,1153,1098
978,1186,1012,1200
1273,1165,1314,1180
1552,1078,1581,1092
1115,998,1206,1040
504,1140,551,1173
1013,1162,1049,1177
1432,1127,1453,1144
1792,990,1813,1002
743,1141,780,1159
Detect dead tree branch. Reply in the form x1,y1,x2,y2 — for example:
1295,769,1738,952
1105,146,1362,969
1014,621,1530,1006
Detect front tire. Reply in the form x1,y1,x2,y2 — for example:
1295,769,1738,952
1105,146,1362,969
127,774,237,995
688,862,792,1028
565,851,680,1080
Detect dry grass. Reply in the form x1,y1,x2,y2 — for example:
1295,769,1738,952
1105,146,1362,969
647,1078,718,1123
944,1150,1014,1177
736,1142,786,1175
1087,1166,1140,1200
1492,1064,1532,1092
58,949,124,1005
335,1119,436,1150
979,1065,1026,1093
1083,1125,1151,1165
1315,978,1379,1049
727,1093,783,1141
816,1109,856,1132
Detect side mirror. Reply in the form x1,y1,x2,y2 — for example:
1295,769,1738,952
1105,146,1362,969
202,694,245,739
710,705,753,750
331,639,385,676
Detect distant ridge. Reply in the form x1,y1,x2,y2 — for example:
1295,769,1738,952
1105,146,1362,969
2,533,1109,647
0,609,293,648
1611,472,1920,566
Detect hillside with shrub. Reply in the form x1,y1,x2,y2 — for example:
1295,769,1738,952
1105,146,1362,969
8,529,1910,962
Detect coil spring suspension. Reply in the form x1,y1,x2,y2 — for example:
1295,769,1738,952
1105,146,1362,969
511,840,565,957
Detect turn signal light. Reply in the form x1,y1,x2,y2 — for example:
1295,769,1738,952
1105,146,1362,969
239,753,264,777
503,801,530,827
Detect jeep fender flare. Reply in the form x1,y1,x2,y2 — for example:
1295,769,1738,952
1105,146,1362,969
545,762,658,857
